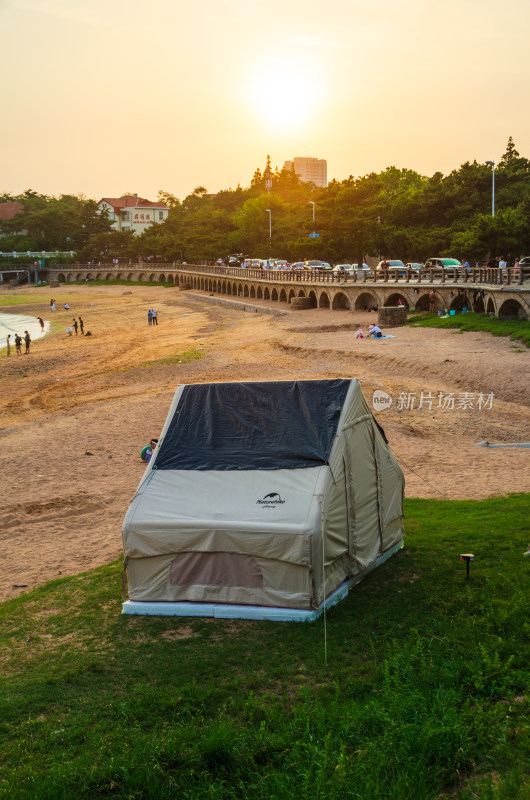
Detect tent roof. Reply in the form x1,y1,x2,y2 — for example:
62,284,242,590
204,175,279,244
154,379,350,471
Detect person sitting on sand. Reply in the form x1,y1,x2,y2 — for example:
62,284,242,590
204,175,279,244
355,328,364,339
366,324,383,338
140,439,159,462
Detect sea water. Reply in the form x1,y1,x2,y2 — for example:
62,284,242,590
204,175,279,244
0,313,50,350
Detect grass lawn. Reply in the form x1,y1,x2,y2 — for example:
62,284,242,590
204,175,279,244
1,495,528,800
409,312,530,348
0,294,49,307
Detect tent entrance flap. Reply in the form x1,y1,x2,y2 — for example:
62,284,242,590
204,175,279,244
154,380,350,471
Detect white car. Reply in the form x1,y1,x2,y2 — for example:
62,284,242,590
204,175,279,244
376,259,405,271
406,262,424,270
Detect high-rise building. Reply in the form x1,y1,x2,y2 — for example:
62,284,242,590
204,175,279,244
283,157,327,188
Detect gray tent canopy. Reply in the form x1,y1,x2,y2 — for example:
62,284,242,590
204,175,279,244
122,379,405,621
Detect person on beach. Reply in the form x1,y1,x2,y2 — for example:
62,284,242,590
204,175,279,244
429,289,436,314
147,309,153,326
151,308,158,325
366,324,383,338
38,317,45,331
355,328,364,339
50,299,56,312
6,334,11,356
73,318,78,335
78,316,84,335
24,331,31,354
140,439,158,462
14,334,22,355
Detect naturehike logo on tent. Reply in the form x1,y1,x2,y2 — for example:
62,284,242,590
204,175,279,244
257,492,285,507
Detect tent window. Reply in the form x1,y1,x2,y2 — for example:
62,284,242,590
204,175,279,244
170,552,264,588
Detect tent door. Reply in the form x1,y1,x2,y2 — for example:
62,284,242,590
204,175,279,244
371,424,385,556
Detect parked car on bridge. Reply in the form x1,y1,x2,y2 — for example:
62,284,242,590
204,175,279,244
376,259,406,272
290,261,306,270
305,260,331,270
424,258,462,269
405,262,424,270
332,263,371,274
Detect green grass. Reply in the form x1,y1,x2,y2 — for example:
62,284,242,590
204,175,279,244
0,294,49,306
0,495,528,800
124,347,202,370
409,312,530,348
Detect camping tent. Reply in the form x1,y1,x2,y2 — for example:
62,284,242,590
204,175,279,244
122,379,404,621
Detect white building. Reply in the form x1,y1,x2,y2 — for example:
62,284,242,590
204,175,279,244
98,195,169,236
283,157,327,188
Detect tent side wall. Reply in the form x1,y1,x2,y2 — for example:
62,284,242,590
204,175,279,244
311,380,404,607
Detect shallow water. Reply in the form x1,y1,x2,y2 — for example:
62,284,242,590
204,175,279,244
0,313,50,350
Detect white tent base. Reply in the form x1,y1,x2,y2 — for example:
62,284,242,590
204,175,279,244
122,540,403,622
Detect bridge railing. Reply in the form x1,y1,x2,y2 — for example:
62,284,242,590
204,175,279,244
48,263,530,287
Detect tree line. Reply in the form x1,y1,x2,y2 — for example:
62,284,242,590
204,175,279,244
1,138,529,265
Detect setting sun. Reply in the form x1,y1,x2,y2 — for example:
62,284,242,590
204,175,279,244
246,57,322,129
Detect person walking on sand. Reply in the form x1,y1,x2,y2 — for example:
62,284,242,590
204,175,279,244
6,334,11,356
429,289,436,314
50,299,56,312
78,316,84,335
24,330,31,354
151,308,158,325
38,317,45,331
147,309,153,326
73,318,78,335
14,334,22,355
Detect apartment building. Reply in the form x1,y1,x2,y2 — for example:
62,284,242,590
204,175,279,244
283,157,327,188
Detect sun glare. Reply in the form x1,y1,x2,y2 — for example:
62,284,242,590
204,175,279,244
247,57,322,129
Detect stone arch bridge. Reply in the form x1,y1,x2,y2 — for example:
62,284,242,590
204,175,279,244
47,263,530,320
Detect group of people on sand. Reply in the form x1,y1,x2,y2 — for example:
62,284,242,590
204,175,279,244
6,331,31,355
66,317,85,336
147,308,158,326
355,324,383,339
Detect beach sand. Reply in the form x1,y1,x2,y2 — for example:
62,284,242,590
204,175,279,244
1,283,529,601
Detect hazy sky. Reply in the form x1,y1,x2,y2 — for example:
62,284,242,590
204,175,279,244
2,0,529,201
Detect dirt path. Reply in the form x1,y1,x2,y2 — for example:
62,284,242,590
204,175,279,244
1,284,529,601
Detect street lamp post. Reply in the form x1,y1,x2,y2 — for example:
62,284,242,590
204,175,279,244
486,160,495,217
308,201,316,238
265,208,271,256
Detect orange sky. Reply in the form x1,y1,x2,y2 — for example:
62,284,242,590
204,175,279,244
2,0,529,201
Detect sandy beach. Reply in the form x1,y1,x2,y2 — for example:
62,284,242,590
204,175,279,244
1,283,529,602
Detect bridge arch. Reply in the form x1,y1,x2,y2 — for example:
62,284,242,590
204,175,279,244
279,288,287,302
332,291,350,310
161,274,168,284
138,273,146,282
86,273,94,281
355,291,378,311
149,273,156,282
450,292,469,312
288,289,296,303
498,297,528,320
57,272,66,282
386,292,409,308
257,286,263,299
127,273,134,281
308,290,317,308
271,288,278,301
66,273,73,282
166,274,174,284
105,273,113,280
244,285,249,297
250,285,256,298
264,287,270,300
319,291,330,309
486,296,495,314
